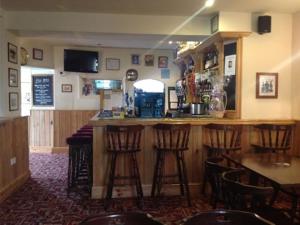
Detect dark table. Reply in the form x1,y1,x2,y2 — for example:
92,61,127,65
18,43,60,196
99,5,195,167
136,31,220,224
223,151,300,188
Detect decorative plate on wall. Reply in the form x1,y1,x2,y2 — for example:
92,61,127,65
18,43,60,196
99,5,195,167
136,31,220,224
126,69,138,81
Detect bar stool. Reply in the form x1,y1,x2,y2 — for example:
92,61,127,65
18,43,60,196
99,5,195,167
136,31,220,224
202,124,243,195
105,124,144,209
151,123,191,206
251,124,292,153
66,135,93,193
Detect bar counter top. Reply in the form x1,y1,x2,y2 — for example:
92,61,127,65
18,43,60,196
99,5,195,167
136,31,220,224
89,114,295,126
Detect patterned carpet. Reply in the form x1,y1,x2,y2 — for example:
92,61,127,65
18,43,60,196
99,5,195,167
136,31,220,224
0,153,213,225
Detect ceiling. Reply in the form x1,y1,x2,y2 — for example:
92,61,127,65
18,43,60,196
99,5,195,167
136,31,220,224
2,0,300,16
4,0,300,49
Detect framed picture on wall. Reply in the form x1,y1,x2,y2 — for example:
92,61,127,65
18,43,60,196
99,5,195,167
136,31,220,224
8,68,18,87
158,56,168,68
9,92,19,111
33,48,43,60
8,42,18,64
210,14,219,34
61,84,72,92
106,58,120,70
256,72,278,98
131,54,140,65
144,54,154,66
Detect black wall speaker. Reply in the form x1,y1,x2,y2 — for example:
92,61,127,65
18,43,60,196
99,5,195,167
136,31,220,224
258,16,271,34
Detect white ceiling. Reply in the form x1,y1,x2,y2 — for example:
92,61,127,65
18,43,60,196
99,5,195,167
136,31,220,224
2,0,300,16
4,0,300,49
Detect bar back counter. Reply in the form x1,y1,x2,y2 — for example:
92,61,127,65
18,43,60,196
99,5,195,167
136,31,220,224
89,114,300,199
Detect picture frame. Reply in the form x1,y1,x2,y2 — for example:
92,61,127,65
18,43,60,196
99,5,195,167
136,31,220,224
9,92,19,111
256,72,278,98
210,14,219,34
61,84,72,93
33,48,43,60
158,56,168,68
8,42,18,64
144,54,154,66
131,54,140,65
8,68,18,87
106,58,120,70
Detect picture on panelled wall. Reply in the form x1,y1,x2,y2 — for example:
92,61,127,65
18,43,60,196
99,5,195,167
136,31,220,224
106,58,120,70
8,42,18,64
9,92,19,111
256,72,278,98
8,68,18,87
158,56,168,68
61,84,72,93
131,54,140,65
33,48,43,60
144,54,154,66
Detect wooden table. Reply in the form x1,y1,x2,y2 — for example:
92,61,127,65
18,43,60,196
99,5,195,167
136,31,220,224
223,151,300,187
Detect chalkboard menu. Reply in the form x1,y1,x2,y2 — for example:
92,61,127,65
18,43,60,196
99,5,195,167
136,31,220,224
32,76,54,106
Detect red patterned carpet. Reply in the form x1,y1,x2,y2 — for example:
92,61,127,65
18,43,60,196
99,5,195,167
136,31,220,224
0,153,213,225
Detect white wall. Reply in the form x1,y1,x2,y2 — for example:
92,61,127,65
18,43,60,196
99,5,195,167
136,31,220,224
219,12,252,32
292,12,300,119
19,39,54,68
241,13,293,119
54,46,180,110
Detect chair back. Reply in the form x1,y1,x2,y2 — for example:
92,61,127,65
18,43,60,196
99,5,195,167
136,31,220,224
80,212,164,225
182,210,274,225
106,125,144,152
153,123,191,151
222,169,273,210
253,124,292,152
203,124,242,155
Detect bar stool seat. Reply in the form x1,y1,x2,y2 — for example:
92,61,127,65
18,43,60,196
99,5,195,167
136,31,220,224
105,124,144,209
151,123,191,206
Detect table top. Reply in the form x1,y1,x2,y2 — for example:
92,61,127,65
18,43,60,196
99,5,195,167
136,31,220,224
223,151,300,187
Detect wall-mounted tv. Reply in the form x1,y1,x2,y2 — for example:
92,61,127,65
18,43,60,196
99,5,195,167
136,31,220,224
64,49,99,73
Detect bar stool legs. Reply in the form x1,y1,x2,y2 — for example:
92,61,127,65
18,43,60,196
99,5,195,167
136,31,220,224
151,151,191,206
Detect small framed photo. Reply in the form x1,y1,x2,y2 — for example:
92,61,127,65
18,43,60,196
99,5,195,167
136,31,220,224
158,56,168,68
106,58,120,70
256,72,278,98
8,68,18,87
8,42,18,64
61,84,72,93
33,48,43,60
131,54,140,65
144,54,154,66
211,14,219,34
9,92,19,111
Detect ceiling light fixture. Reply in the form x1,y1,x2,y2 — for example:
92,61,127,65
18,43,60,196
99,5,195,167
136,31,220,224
205,0,215,7
168,41,173,44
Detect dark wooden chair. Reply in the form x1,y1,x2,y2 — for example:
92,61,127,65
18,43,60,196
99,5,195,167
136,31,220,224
202,124,243,194
222,169,293,225
79,212,164,225
205,157,236,208
151,123,191,206
251,124,293,153
182,210,274,225
105,125,144,209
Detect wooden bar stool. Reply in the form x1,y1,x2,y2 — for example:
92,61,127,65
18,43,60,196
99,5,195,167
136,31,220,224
105,125,144,209
251,124,292,153
151,123,191,206
202,124,243,195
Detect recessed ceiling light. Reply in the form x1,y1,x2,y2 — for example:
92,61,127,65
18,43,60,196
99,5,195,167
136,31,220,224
168,41,173,44
205,0,215,7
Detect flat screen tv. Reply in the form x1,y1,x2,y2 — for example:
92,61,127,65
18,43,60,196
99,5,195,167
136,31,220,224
64,49,99,73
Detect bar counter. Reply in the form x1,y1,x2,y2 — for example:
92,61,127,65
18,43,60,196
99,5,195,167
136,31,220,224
89,114,295,199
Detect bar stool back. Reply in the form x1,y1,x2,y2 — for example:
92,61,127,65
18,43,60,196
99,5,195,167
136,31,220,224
105,125,144,209
151,123,191,206
251,124,292,153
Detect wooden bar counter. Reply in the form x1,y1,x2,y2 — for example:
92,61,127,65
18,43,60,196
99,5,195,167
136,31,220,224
89,114,296,199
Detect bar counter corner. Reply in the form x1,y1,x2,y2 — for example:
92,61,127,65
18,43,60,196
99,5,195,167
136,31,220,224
89,113,296,199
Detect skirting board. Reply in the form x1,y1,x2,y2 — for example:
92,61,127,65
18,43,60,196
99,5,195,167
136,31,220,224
92,183,202,199
0,171,30,203
52,147,68,154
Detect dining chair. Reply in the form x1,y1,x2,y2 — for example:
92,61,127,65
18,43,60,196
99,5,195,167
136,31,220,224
79,212,164,225
182,209,274,225
222,169,294,225
251,124,293,153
